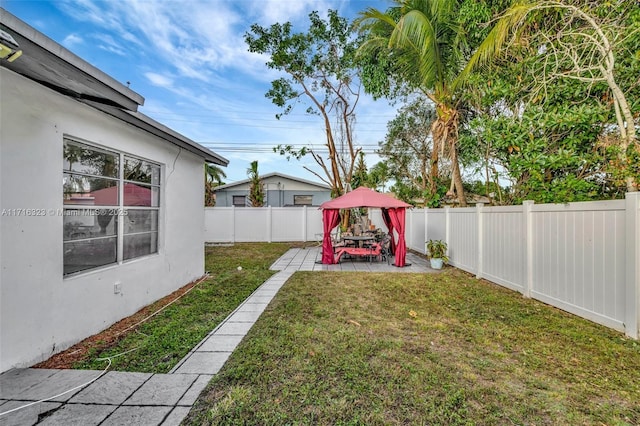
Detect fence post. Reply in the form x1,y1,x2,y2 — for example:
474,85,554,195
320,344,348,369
267,206,272,243
408,208,413,251
625,192,640,339
231,205,236,244
444,206,451,251
424,208,428,255
523,200,534,298
303,206,308,242
476,203,484,279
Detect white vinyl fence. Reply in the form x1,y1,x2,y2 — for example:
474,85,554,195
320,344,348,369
410,193,640,340
204,193,640,339
205,206,324,243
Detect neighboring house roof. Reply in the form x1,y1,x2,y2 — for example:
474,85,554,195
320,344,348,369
0,8,228,166
214,172,330,191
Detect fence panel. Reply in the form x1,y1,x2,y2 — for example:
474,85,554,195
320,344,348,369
481,206,526,292
305,208,324,241
407,209,426,253
425,209,446,247
448,208,478,274
271,208,304,242
531,202,626,330
234,208,269,241
204,207,233,242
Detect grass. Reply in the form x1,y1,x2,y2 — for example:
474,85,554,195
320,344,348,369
68,243,292,373
185,269,640,425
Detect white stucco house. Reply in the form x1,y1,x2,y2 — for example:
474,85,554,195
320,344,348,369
0,10,228,372
214,172,332,207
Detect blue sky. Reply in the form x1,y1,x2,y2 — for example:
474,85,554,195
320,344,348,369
4,0,397,184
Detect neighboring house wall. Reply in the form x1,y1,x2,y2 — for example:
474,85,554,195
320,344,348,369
215,175,331,207
0,67,206,371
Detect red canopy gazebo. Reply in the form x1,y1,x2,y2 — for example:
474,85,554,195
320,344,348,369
319,187,411,267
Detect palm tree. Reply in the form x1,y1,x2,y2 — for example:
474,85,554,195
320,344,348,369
205,163,227,185
358,0,470,206
205,163,226,207
247,160,265,207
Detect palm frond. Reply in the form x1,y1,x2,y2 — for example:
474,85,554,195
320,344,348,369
454,1,538,91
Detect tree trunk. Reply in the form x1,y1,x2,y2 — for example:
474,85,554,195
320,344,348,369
434,102,467,206
449,140,467,207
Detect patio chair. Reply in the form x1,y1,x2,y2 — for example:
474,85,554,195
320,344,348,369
380,234,392,264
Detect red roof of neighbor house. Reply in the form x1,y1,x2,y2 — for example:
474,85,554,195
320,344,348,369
92,182,152,206
319,187,410,209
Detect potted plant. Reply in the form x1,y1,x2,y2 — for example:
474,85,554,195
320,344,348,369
426,239,449,270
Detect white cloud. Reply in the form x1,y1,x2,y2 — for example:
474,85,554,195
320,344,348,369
62,33,83,48
93,33,127,56
144,72,175,89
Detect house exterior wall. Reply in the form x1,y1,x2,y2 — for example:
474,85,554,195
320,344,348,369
0,67,206,372
215,176,331,207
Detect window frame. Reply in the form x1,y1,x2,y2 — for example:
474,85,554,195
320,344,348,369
293,194,313,206
63,137,162,276
232,195,246,207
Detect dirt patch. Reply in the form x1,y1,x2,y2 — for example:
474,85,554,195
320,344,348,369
33,277,202,369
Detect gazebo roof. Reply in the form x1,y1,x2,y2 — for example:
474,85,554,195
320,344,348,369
319,187,410,210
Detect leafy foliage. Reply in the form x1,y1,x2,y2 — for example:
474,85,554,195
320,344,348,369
378,97,438,206
205,163,226,207
245,10,363,196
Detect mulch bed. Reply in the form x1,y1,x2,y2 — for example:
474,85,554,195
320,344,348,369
33,278,200,369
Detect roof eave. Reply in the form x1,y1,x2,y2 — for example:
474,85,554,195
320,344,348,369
82,100,229,165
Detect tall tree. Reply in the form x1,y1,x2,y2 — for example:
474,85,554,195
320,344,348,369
463,0,639,191
378,97,438,206
358,0,472,206
245,10,362,197
247,161,265,207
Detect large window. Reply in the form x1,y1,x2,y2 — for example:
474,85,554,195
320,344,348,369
63,138,161,275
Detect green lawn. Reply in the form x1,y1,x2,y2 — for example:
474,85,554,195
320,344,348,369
185,268,640,425
72,243,291,373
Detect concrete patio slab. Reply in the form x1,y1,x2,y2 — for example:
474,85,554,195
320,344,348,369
229,310,263,322
0,369,60,399
12,370,104,402
214,321,254,336
197,335,245,353
37,402,115,425
100,406,172,425
0,401,62,426
123,373,198,406
68,371,151,405
177,375,212,406
171,352,230,375
245,295,276,304
161,406,192,426
236,302,268,312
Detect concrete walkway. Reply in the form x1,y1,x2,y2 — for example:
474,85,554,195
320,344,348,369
0,247,436,425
